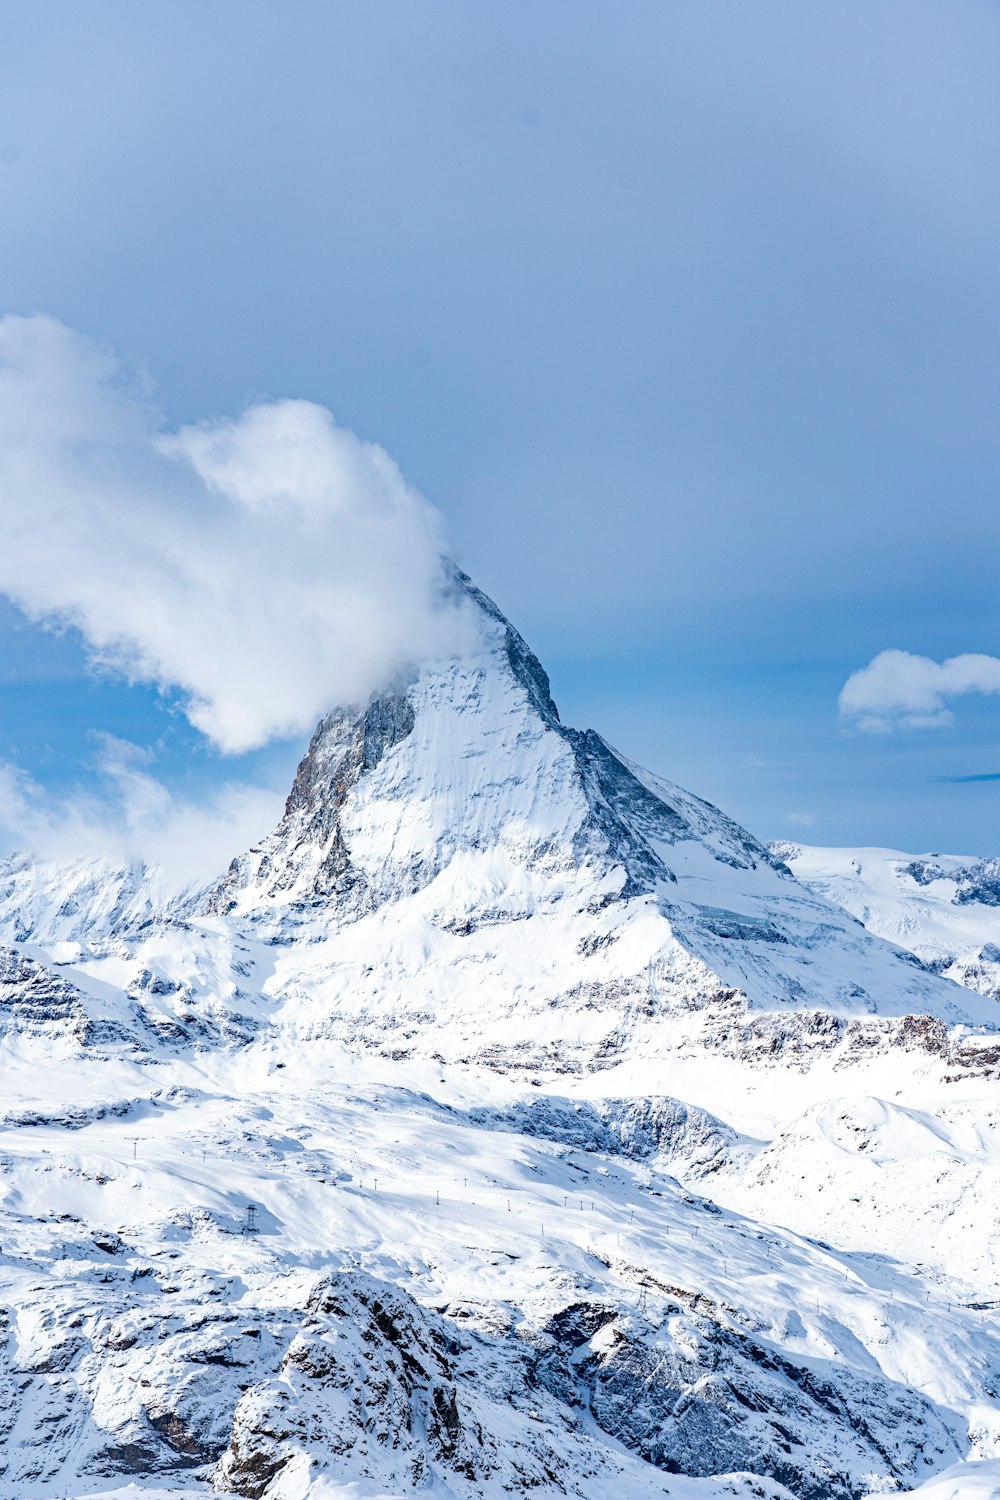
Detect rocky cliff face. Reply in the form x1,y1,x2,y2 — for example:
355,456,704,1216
209,691,417,917
213,1270,958,1500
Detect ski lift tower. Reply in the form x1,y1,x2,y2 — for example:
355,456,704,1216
241,1204,259,1236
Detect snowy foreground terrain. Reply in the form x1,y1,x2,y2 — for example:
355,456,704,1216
2,573,1000,1499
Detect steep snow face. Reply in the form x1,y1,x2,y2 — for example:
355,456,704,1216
202,579,993,1066
775,844,1000,1003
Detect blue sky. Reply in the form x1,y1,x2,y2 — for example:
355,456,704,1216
1,0,999,869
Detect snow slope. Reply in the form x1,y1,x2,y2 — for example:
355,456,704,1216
0,576,997,1497
0,1043,994,1500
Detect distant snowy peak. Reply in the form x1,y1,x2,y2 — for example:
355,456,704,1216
0,851,199,950
774,842,1000,1002
902,853,1000,908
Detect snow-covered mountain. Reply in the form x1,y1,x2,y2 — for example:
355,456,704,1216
1,574,1000,1499
197,572,994,1071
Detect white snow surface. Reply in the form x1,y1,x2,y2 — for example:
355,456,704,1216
0,579,998,1497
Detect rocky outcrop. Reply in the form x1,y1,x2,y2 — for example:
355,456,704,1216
207,689,416,918
0,945,139,1049
531,1296,958,1500
216,1274,488,1497
0,1277,293,1492
214,1272,955,1500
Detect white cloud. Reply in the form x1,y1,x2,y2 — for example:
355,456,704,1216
783,811,817,829
839,648,1000,731
0,315,469,753
0,736,284,888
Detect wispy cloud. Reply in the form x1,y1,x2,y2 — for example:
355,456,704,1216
0,315,470,754
0,736,284,888
839,649,1000,732
937,772,1000,784
783,811,817,829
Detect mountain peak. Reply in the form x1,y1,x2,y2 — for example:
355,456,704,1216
207,576,777,921
199,576,993,1067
